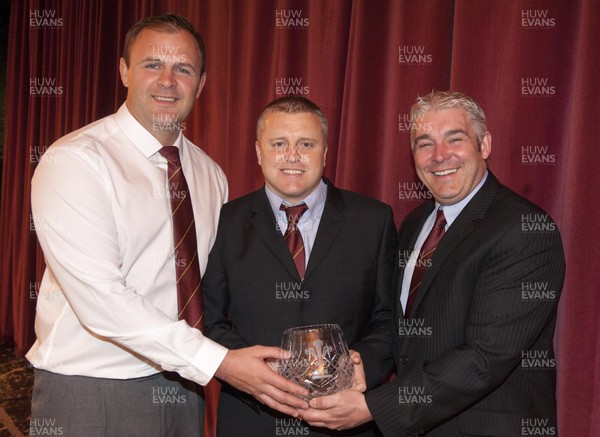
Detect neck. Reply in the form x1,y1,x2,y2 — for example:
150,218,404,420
153,130,180,147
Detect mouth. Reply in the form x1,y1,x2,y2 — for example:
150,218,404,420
280,169,304,175
432,168,458,176
152,95,178,103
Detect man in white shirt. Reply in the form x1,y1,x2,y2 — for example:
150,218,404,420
28,14,306,436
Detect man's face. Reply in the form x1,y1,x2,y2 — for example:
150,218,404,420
412,108,491,206
119,29,206,144
256,112,327,205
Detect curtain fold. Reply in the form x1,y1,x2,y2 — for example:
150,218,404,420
1,1,598,435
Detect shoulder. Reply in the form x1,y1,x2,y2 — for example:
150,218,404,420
34,114,121,182
332,186,393,217
488,181,558,226
182,137,228,200
400,200,433,228
45,114,118,157
183,138,226,177
472,180,563,258
220,189,264,215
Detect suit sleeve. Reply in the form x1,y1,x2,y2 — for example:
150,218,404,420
203,209,248,350
365,212,565,436
352,205,397,389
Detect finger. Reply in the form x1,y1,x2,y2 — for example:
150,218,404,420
298,411,335,429
265,359,278,372
349,350,362,363
258,395,302,417
309,394,338,409
298,408,326,421
263,384,309,409
304,421,328,428
269,373,309,398
254,346,292,360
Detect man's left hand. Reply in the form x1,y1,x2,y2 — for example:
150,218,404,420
299,390,373,430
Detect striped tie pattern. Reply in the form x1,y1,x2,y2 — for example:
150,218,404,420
160,146,204,329
406,207,446,318
280,203,309,280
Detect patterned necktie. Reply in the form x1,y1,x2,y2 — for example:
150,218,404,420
406,207,446,318
159,146,204,329
280,203,309,280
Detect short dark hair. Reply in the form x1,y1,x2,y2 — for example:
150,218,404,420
123,14,206,75
257,96,329,141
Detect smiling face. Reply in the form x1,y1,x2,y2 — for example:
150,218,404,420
119,29,206,145
412,108,491,206
256,111,327,205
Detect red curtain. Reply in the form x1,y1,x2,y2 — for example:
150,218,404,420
1,1,598,435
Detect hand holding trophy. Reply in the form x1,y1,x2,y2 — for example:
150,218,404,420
277,324,355,400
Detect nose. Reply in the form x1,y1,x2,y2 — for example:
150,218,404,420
285,146,301,163
158,68,176,88
432,141,451,162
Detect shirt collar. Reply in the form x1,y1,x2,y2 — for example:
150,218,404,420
265,179,327,217
438,170,488,227
115,103,184,158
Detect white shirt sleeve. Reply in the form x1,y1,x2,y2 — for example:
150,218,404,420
31,144,227,385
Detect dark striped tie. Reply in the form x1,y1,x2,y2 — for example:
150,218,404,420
280,203,309,280
406,207,446,318
160,146,203,329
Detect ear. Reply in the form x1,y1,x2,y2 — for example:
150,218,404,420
323,146,328,167
480,132,492,160
119,58,129,87
195,72,207,99
255,141,262,166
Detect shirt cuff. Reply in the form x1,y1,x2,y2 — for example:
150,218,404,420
189,337,229,386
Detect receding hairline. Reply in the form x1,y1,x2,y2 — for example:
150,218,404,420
122,14,206,74
256,97,329,141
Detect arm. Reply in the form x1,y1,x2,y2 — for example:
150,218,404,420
32,146,229,385
352,205,396,388
365,215,565,435
302,210,565,434
215,346,309,416
299,351,371,429
202,208,248,349
33,147,308,414
202,205,310,412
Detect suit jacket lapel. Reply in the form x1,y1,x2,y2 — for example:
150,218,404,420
395,201,434,322
409,173,501,315
249,188,301,281
304,179,344,281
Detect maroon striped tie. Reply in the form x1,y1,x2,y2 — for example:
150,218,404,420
406,208,446,318
280,203,309,280
160,146,203,329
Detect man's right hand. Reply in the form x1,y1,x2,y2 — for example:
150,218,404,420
215,346,309,416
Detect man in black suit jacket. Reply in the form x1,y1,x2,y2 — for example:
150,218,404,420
203,96,397,436
301,91,565,436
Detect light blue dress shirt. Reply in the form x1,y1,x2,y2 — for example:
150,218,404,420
265,179,328,268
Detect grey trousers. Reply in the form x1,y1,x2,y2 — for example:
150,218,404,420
30,369,205,436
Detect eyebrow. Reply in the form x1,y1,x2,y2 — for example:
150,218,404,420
415,129,469,143
414,133,433,143
139,56,197,73
268,136,319,142
444,129,469,137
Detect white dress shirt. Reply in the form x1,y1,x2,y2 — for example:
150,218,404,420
27,104,229,385
400,172,489,313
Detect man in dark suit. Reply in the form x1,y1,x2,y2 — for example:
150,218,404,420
301,91,565,436
203,96,397,436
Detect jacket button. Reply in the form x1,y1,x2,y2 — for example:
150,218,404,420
399,355,409,365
